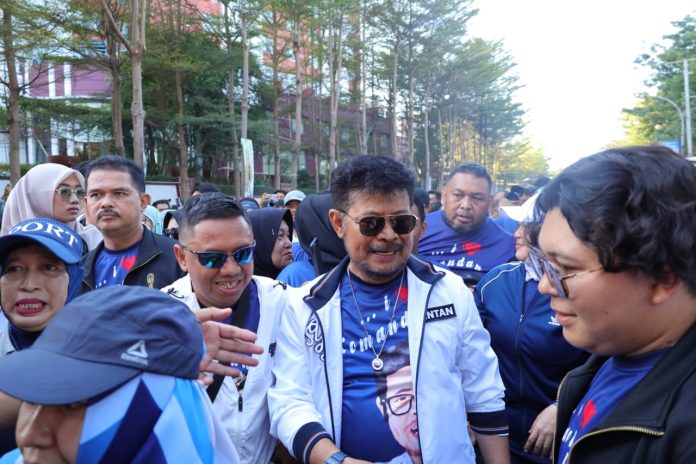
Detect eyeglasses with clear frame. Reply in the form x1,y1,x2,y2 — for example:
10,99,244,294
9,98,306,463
528,248,603,298
55,186,86,201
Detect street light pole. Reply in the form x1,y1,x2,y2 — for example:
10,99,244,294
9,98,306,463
683,59,693,157
643,94,685,154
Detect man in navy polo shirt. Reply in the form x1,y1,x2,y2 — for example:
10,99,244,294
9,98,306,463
418,163,514,285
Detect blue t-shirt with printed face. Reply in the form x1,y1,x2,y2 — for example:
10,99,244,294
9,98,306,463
558,349,668,464
418,212,515,280
340,271,417,462
94,242,141,289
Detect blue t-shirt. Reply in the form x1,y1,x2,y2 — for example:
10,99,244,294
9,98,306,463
558,349,668,464
277,260,316,287
340,271,415,462
219,280,260,377
94,242,141,289
418,213,514,280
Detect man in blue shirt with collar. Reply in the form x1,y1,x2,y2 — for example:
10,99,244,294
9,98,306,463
418,163,514,285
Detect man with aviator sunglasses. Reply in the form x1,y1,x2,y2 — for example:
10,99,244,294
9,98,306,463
532,146,696,464
269,155,509,464
164,192,289,464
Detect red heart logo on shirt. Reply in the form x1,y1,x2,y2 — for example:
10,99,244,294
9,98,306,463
121,255,137,271
462,242,481,255
580,399,596,429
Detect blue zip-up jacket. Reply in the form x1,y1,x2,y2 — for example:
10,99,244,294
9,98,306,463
475,262,589,463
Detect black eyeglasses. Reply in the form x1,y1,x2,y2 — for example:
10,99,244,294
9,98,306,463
164,227,179,240
381,393,415,416
341,211,418,236
528,248,602,298
182,242,256,269
55,186,86,201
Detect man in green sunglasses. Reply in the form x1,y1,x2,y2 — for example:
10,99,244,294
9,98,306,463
165,192,289,464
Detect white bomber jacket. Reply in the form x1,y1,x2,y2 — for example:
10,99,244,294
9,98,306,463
268,256,507,463
162,274,288,464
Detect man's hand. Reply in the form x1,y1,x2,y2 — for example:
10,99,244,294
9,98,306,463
524,403,557,458
196,307,264,378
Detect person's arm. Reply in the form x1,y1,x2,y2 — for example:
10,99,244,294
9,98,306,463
0,391,20,428
195,307,263,377
307,438,370,464
475,433,511,464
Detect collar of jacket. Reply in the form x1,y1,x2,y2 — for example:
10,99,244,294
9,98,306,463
560,321,696,433
83,226,160,283
302,254,445,311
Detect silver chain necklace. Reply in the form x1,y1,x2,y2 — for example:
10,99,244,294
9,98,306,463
347,269,406,371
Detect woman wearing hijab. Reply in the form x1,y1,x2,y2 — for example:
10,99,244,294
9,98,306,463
0,163,102,251
142,204,164,235
0,286,239,464
246,208,293,279
0,217,84,454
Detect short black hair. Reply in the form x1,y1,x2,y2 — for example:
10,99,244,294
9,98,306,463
85,155,145,193
330,156,416,212
504,191,520,201
374,341,410,402
274,189,288,195
534,145,696,296
193,182,220,194
446,163,492,191
178,192,249,240
427,190,441,201
412,195,426,220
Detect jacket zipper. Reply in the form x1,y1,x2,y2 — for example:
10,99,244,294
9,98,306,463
565,426,664,464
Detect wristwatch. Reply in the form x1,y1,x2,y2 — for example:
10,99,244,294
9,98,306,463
324,450,348,464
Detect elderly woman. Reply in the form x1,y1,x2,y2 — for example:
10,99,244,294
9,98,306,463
0,217,84,455
246,208,293,279
0,286,240,464
0,163,101,250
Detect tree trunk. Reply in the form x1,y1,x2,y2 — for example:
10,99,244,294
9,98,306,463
2,4,21,184
390,42,399,159
360,0,367,156
423,70,432,190
240,12,250,189
407,69,414,167
328,12,345,175
291,35,303,190
130,0,147,168
175,70,189,201
222,1,241,196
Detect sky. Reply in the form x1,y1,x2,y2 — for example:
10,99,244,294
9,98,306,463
469,0,695,171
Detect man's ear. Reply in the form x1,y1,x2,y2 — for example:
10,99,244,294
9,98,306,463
141,193,151,210
173,244,188,273
328,209,345,239
650,272,682,305
375,396,388,420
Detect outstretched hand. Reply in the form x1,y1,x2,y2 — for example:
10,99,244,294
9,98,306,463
196,307,264,379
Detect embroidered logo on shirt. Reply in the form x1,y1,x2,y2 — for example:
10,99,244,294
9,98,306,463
425,304,456,322
548,315,560,326
120,340,149,366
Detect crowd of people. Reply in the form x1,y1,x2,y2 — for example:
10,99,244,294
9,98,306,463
0,145,695,464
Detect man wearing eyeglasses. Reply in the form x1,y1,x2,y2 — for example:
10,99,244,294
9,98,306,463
532,146,696,464
418,163,515,285
163,192,288,464
269,155,509,464
81,156,184,292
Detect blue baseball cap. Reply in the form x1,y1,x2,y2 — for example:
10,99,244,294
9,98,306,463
0,218,83,265
0,286,203,404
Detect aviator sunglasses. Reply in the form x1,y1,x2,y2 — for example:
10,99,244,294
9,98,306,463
182,242,256,269
55,186,86,201
340,211,418,236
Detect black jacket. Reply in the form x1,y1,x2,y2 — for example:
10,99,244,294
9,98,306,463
553,322,696,463
81,226,185,292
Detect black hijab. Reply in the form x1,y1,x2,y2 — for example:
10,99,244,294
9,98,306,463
247,208,293,279
295,193,347,274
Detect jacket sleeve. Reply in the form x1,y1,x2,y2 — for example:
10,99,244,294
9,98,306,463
453,275,507,416
267,292,328,458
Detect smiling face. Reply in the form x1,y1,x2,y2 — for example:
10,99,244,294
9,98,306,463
329,190,413,285
0,244,69,332
52,174,84,224
537,207,665,356
174,217,254,308
442,173,492,233
270,219,293,270
16,401,84,464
